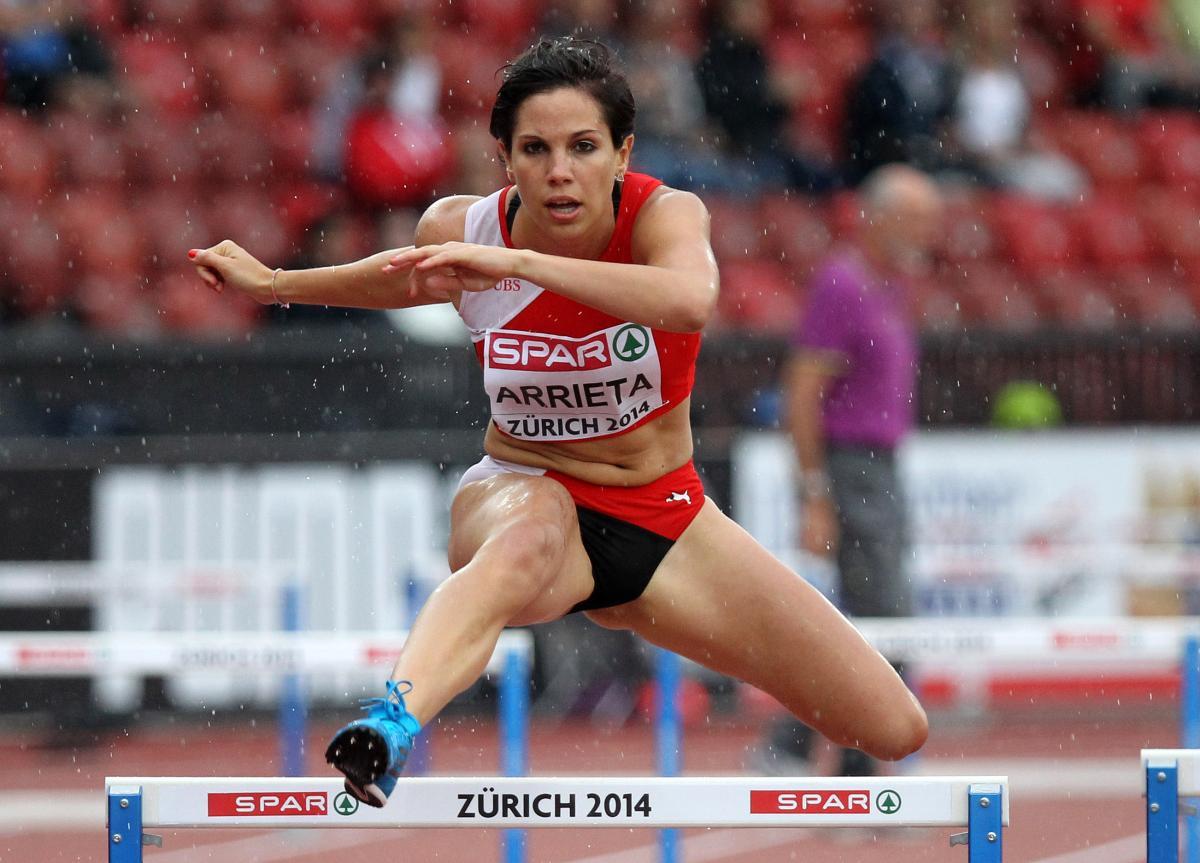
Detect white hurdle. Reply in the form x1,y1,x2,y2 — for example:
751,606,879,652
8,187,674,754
105,775,1008,861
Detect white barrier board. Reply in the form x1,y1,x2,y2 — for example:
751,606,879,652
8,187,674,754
106,775,1008,829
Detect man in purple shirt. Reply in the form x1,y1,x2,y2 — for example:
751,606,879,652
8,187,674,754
761,165,943,776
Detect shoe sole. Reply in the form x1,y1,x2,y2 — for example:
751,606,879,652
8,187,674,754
325,725,390,809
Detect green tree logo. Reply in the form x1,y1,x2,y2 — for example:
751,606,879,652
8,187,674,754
876,790,902,815
613,325,650,362
334,792,360,816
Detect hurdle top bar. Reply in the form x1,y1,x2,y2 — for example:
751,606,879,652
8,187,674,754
0,630,533,677
1143,750,1200,796
105,775,1008,829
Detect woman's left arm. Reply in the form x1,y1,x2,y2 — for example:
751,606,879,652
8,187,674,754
391,188,720,333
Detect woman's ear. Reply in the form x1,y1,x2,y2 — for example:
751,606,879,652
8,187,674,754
616,134,635,181
497,142,514,182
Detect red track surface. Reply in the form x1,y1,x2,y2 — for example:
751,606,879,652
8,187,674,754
1,706,1176,862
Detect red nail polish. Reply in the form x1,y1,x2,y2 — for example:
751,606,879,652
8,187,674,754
188,249,198,259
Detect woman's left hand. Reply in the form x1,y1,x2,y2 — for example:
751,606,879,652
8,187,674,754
384,242,520,295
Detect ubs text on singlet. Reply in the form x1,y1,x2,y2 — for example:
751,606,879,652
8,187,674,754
484,323,665,441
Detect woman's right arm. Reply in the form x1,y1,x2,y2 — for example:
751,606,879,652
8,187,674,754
189,195,478,310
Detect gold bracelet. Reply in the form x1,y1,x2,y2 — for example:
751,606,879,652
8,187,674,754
270,268,289,308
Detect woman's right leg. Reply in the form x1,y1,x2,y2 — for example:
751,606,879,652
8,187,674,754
386,472,595,725
327,472,595,805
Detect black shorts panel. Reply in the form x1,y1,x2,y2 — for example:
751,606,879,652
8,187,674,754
569,505,675,613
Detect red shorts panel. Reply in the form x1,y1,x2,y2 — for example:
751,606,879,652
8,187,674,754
545,460,705,540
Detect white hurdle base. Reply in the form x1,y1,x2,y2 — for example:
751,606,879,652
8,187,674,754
107,775,1007,861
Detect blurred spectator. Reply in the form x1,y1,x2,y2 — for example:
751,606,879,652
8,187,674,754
312,13,447,185
1073,0,1200,110
0,0,110,112
843,0,955,184
759,166,943,776
947,0,1088,201
696,0,836,193
341,15,455,210
623,0,741,193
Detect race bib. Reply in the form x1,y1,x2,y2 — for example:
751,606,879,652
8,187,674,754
484,324,665,440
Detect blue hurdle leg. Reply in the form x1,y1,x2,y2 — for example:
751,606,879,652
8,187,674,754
1148,764,1181,863
656,649,682,863
1182,637,1199,863
967,785,1002,863
108,786,143,863
501,643,531,863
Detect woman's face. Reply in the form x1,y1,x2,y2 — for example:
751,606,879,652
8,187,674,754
501,86,632,255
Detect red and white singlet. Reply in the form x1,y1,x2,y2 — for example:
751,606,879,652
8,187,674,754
458,173,701,443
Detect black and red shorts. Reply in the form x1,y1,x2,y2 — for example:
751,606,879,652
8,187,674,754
457,456,706,611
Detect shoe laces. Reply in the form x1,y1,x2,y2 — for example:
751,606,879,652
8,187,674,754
359,679,414,725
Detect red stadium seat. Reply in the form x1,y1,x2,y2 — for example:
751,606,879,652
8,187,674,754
1110,267,1199,327
770,0,859,30
942,192,1000,266
437,33,507,118
137,0,208,29
1074,195,1150,270
706,197,766,263
114,32,202,118
1046,112,1143,192
49,113,127,192
1139,112,1200,190
205,188,292,265
290,0,371,46
75,270,160,336
758,194,832,276
198,33,294,117
213,0,286,32
123,114,203,190
0,203,70,317
0,114,55,199
1036,271,1119,329
989,196,1081,277
137,190,214,272
1138,186,1200,275
456,0,540,48
157,268,264,335
951,263,1044,330
715,259,799,336
191,111,274,187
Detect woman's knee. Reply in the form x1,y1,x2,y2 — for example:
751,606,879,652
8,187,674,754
479,514,570,594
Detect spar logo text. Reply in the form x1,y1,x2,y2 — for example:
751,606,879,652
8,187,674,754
749,789,871,815
208,792,328,817
489,332,611,372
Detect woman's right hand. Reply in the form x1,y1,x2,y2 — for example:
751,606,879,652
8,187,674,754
188,241,275,304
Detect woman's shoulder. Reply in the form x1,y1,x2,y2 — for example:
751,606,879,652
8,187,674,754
416,195,486,245
637,184,709,224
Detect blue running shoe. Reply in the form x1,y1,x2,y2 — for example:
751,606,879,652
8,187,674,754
324,680,421,808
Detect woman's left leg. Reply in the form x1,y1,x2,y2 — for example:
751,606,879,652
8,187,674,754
587,499,927,761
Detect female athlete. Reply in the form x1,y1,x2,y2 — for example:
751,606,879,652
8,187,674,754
189,36,927,807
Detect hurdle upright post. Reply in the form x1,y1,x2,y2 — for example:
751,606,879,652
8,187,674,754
1182,637,1200,863
107,783,146,863
501,638,531,863
279,584,306,778
656,649,682,863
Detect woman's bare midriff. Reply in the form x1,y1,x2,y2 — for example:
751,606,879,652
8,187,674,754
483,398,695,486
